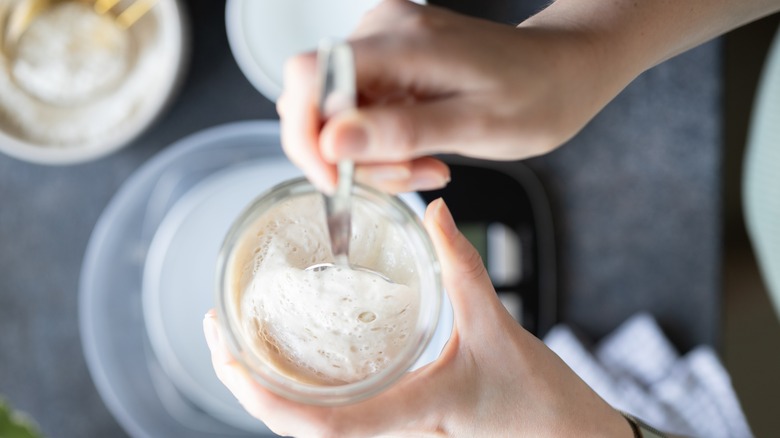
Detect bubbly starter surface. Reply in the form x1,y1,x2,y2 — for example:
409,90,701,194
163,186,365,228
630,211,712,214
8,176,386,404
232,194,420,385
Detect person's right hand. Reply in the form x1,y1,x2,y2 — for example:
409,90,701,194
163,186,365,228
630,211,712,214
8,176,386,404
277,0,622,194
280,0,780,194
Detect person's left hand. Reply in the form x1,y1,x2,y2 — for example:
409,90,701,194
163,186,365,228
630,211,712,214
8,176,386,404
203,199,631,438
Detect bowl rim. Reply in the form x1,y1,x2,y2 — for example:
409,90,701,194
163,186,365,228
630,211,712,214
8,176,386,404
224,0,427,103
224,0,282,102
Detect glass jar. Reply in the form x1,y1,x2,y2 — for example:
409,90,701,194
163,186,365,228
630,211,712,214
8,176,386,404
216,177,442,405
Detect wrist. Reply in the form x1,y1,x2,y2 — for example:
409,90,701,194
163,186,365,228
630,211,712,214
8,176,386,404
550,400,639,437
511,20,628,147
608,406,641,438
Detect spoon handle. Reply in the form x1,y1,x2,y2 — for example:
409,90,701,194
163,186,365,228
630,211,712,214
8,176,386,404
318,40,356,265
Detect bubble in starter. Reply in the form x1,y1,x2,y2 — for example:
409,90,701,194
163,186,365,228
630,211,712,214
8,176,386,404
358,311,377,323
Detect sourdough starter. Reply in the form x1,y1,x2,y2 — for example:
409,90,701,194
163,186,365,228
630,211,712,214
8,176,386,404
231,193,421,385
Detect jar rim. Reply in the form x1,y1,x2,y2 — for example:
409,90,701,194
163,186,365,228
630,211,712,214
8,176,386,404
215,177,442,405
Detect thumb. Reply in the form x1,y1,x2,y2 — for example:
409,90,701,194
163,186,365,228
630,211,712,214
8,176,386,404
423,198,501,334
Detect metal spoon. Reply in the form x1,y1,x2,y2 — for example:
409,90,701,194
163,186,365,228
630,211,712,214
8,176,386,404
304,40,392,283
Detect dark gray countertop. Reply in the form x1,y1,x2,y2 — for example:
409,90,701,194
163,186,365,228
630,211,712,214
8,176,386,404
0,1,721,437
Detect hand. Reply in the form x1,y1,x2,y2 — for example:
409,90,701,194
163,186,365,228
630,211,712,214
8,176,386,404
277,0,613,194
204,198,632,437
278,0,780,195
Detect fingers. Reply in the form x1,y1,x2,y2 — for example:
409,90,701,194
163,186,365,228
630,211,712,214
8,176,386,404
204,311,314,436
278,53,337,194
279,2,477,190
203,309,233,365
423,199,500,334
280,48,462,193
203,310,443,437
354,157,450,193
204,312,280,423
319,98,486,163
325,9,488,163
203,311,266,416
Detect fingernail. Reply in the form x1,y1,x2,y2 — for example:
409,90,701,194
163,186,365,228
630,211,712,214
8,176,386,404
434,198,458,238
333,119,369,158
410,173,450,191
203,312,220,351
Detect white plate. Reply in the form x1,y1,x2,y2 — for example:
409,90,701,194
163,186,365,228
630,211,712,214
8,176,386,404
81,121,285,438
81,120,452,438
143,160,299,433
142,160,451,432
226,0,426,101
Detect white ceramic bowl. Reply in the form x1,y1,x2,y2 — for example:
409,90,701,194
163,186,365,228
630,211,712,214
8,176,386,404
0,0,187,165
226,0,425,102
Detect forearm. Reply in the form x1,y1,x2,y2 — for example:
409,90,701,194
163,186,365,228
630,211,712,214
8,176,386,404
523,0,780,80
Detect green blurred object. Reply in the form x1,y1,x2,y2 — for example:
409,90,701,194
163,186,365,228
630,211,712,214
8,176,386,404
744,26,780,320
458,222,488,263
0,398,41,438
